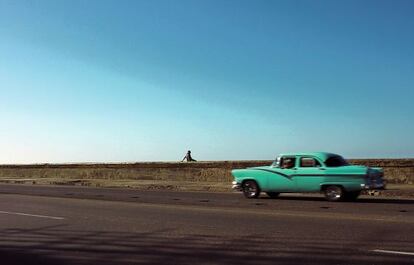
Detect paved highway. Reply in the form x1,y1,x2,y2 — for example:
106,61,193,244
0,184,413,265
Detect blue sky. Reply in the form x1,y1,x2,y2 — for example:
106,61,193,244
0,0,413,163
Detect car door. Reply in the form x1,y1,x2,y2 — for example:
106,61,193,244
266,156,297,192
293,156,326,192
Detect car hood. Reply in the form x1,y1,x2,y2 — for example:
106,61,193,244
249,166,276,171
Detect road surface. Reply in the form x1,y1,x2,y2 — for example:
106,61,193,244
0,184,413,265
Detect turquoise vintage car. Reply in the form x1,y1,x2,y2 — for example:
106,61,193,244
232,152,385,201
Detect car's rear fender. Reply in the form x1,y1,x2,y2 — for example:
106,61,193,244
320,182,363,192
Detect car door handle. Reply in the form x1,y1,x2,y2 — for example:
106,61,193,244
319,168,326,170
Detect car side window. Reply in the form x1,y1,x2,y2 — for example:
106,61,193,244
280,157,296,169
300,157,321,167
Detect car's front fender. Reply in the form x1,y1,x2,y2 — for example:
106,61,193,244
231,169,269,190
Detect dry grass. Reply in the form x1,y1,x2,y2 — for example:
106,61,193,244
0,178,232,192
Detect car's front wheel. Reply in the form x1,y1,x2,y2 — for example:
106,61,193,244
242,180,261,199
324,185,344,202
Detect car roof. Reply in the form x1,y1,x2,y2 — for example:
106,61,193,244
278,152,341,162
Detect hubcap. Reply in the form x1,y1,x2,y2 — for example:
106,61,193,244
244,183,257,196
326,187,341,199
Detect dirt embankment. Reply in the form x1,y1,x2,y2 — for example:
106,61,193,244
0,159,413,192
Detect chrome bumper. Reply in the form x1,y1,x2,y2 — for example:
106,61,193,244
232,181,242,191
360,183,386,190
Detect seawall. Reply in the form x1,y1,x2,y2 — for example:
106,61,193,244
0,159,413,184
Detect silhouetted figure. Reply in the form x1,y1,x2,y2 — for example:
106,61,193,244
181,150,197,162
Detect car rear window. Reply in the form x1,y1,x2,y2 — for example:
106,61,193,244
300,158,321,167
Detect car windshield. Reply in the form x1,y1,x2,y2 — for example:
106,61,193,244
271,157,281,167
325,156,349,167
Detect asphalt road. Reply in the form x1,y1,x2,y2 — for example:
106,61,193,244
0,184,413,265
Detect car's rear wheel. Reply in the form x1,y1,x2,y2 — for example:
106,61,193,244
324,185,344,202
344,191,360,201
266,192,280,198
242,180,261,199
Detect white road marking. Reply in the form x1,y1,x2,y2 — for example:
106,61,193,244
0,210,64,220
372,249,414,256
